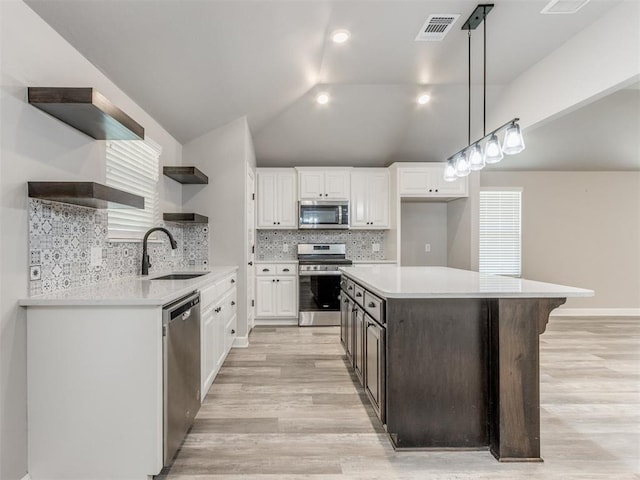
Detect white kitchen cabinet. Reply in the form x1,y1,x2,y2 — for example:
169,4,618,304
256,169,297,228
200,270,237,400
398,163,468,200
297,167,351,200
255,262,298,318
350,169,390,229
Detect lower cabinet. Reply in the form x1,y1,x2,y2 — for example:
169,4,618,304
255,262,298,319
341,275,386,422
201,271,238,400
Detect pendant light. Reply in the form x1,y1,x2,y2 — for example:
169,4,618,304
443,4,525,181
502,122,526,154
484,133,503,164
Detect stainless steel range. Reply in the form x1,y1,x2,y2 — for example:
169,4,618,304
298,244,352,326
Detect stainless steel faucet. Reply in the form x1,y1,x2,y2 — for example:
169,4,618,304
141,227,178,275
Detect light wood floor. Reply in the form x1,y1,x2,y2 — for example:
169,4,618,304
159,317,640,479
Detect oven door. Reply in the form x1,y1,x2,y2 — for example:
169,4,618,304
299,201,349,229
298,271,342,326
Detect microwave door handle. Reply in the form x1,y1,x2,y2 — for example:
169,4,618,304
338,205,342,225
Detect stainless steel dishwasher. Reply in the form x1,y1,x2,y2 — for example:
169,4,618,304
162,291,201,466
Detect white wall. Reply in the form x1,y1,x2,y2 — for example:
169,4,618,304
481,171,640,310
182,117,256,343
400,202,447,266
0,2,183,478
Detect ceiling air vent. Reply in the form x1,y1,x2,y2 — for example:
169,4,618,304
541,0,591,14
415,14,460,41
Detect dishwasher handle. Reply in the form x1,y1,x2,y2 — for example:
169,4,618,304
164,291,200,323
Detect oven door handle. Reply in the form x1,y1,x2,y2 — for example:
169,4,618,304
298,270,344,276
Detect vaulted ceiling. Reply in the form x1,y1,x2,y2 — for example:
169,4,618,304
25,0,640,170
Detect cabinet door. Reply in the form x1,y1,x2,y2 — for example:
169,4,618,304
201,307,216,400
365,317,385,421
350,172,369,227
276,276,297,316
354,307,365,384
256,277,277,317
224,313,236,355
399,168,431,196
256,171,278,228
345,298,354,362
340,292,349,347
298,171,325,199
276,171,298,227
324,170,350,199
213,308,226,370
368,171,390,228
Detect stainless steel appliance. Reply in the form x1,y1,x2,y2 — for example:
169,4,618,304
298,243,352,326
162,291,201,466
299,200,349,229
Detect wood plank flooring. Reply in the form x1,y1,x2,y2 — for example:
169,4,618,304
159,317,640,479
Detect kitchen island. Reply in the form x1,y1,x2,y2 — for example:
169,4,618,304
339,265,593,462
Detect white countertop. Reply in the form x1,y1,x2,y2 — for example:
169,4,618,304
19,266,238,307
339,265,594,299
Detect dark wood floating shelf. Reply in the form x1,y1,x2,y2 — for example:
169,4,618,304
28,87,145,140
163,166,209,184
163,213,208,223
28,182,144,209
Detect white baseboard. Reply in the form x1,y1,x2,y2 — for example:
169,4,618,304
21,474,31,480
254,318,298,326
551,308,640,317
233,335,249,348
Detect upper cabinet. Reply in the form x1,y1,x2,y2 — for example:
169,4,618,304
398,163,468,200
351,169,390,229
256,169,297,229
296,168,351,200
28,87,144,140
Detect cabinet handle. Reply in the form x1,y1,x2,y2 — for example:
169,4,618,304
368,301,376,308
272,279,276,282
324,193,328,197
231,329,236,334
276,279,280,282
231,301,236,306
248,261,253,266
356,292,362,297
263,268,270,272
348,286,353,290
344,298,348,303
231,279,235,284
283,268,290,272
273,222,276,225
277,222,280,225
319,193,323,197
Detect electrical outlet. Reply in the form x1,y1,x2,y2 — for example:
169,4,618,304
282,244,289,253
372,243,380,252
30,265,41,281
425,243,431,253
90,246,102,267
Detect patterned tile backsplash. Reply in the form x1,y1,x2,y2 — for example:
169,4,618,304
28,199,209,296
256,230,386,261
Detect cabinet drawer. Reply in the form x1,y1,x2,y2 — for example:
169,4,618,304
276,264,296,275
200,282,219,310
344,279,356,298
257,264,277,275
353,284,365,307
364,291,384,324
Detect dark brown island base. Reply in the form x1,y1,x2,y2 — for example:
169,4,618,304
339,266,593,462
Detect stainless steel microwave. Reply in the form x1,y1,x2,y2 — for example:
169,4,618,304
299,201,349,229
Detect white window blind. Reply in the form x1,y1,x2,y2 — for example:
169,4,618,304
479,189,522,277
106,139,161,241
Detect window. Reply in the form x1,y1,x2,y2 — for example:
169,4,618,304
479,189,522,277
106,138,161,240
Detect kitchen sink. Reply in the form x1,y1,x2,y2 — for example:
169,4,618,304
151,273,207,280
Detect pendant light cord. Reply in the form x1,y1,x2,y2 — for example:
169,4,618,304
483,6,487,137
468,29,471,145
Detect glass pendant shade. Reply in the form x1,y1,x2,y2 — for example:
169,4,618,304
443,161,457,182
468,144,485,171
455,152,471,177
502,123,525,155
484,134,504,164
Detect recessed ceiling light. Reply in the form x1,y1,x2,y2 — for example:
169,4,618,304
417,94,431,105
541,0,591,14
331,29,351,44
316,93,330,105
